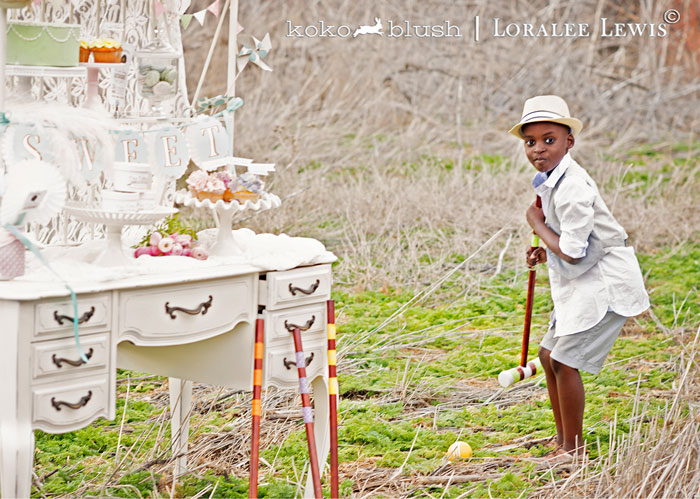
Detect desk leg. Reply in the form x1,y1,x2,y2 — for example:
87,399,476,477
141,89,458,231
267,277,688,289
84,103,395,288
169,377,192,478
0,301,33,498
303,375,330,499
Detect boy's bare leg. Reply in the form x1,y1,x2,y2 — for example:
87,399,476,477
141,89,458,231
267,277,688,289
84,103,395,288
538,347,563,446
551,358,585,455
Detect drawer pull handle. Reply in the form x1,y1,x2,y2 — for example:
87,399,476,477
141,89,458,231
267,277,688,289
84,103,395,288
53,306,96,326
52,348,94,368
165,295,213,319
289,279,320,296
51,390,93,411
283,352,315,370
284,315,316,332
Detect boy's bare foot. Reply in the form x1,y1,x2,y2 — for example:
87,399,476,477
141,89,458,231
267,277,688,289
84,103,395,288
530,448,574,467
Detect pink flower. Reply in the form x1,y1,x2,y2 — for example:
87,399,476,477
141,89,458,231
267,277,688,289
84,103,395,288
149,232,163,246
191,246,208,260
172,233,192,248
149,246,162,256
158,236,174,255
214,169,236,188
182,248,191,257
186,169,210,191
171,243,183,256
204,177,226,194
134,246,151,258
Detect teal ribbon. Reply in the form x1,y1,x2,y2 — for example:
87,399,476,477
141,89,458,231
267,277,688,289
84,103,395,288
4,224,88,362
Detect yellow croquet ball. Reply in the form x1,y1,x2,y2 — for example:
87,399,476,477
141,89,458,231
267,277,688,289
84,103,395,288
446,441,473,461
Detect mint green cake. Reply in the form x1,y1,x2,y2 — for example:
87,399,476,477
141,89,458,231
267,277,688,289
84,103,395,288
6,22,80,67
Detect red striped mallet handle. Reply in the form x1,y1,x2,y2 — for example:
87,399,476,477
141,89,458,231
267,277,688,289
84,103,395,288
249,318,264,498
327,300,339,499
292,326,323,498
521,196,542,367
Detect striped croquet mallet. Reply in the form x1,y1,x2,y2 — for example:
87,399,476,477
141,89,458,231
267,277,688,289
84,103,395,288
291,326,323,498
249,318,264,499
327,300,339,499
498,196,544,388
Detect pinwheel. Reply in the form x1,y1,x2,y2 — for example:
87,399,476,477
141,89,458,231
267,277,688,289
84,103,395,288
237,33,272,72
0,159,66,227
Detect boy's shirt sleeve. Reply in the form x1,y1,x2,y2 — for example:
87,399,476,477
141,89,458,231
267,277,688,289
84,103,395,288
553,177,596,259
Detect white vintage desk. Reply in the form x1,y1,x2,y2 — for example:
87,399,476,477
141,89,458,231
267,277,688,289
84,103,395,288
0,256,334,498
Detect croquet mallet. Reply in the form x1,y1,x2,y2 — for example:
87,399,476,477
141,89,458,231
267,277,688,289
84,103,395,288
291,326,324,498
326,300,339,499
498,196,544,388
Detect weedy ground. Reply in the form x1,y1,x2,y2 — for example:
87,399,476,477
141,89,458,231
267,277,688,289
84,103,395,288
30,142,699,498
28,0,700,496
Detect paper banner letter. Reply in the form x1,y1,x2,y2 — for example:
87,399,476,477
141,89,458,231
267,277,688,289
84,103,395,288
77,139,103,182
5,125,54,164
153,127,188,178
114,130,147,164
23,134,43,160
186,117,230,171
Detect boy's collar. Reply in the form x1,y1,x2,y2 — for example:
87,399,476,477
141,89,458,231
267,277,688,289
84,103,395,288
532,152,572,189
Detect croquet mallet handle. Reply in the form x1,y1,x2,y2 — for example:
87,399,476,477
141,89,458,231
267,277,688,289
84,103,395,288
520,196,542,367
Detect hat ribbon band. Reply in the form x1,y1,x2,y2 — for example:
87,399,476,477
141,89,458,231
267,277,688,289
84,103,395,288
521,110,565,122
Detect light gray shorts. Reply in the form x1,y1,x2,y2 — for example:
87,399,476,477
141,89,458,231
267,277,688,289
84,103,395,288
539,310,627,374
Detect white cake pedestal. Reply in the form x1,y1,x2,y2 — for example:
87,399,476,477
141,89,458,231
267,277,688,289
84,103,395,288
64,205,177,266
175,191,281,258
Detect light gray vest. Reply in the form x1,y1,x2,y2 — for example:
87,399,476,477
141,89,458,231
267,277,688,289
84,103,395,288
545,160,627,280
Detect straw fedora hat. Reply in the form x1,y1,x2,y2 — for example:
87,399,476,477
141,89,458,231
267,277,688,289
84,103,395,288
509,95,583,138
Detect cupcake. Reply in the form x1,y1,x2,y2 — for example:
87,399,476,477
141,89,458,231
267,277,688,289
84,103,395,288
79,40,90,62
214,170,238,202
233,172,264,204
90,38,123,63
186,170,226,203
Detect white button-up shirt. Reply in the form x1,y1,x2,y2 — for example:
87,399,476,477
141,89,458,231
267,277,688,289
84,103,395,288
532,153,650,336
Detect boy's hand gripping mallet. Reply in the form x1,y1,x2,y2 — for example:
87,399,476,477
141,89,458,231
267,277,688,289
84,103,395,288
498,197,543,388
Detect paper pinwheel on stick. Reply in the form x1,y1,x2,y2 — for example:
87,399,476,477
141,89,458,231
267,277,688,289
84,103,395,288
0,159,66,227
237,33,272,72
0,159,66,280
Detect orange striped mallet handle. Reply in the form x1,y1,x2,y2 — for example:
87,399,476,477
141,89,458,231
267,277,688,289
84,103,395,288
327,300,339,498
292,326,323,498
249,318,264,498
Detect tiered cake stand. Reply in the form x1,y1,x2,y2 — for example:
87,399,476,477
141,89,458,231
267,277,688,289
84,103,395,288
175,191,281,257
64,205,177,266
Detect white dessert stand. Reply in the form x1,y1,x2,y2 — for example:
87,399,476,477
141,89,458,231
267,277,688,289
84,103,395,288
64,205,177,266
175,190,281,257
79,62,128,111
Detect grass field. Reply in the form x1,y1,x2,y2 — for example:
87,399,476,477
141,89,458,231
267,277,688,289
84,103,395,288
22,0,700,496
30,142,699,497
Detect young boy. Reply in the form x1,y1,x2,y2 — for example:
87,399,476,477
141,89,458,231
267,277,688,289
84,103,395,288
509,95,650,463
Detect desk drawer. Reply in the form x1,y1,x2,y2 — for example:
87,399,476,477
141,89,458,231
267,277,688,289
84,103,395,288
259,264,331,311
31,333,109,382
265,303,327,344
34,293,111,340
264,340,327,389
118,276,255,345
32,374,112,433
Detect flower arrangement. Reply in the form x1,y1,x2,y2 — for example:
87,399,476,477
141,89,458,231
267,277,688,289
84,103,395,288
133,214,208,260
185,168,264,204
